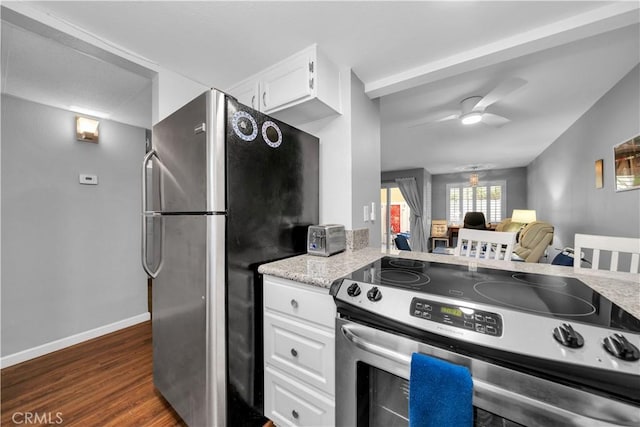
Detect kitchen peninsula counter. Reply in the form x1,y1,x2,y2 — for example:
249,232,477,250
258,248,640,320
258,247,385,288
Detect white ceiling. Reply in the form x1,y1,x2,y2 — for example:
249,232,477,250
2,1,639,174
1,20,152,128
381,24,640,174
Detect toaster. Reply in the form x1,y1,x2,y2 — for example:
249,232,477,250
307,224,346,256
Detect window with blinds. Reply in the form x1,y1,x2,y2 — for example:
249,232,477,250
446,181,506,224
449,187,461,224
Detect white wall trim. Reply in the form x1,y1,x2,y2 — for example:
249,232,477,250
0,312,150,369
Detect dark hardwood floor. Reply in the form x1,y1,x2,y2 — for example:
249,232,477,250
1,321,186,426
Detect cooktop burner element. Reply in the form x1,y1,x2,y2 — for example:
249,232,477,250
473,281,596,316
512,272,567,287
386,258,427,269
373,258,432,289
376,269,431,288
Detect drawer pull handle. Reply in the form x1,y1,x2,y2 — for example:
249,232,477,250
290,299,298,309
292,410,299,419
291,348,298,357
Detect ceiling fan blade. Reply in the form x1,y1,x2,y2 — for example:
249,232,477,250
474,77,527,111
481,113,510,127
408,113,458,128
436,114,459,122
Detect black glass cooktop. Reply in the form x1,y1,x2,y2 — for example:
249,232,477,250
342,257,640,332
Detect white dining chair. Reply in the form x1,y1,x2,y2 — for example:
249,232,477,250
454,229,517,262
574,234,640,273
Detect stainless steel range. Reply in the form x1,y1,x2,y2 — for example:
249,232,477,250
331,256,640,426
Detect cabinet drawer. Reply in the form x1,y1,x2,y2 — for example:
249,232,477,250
264,366,334,427
263,276,335,327
264,311,334,394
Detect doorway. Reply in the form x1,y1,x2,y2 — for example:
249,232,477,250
380,185,411,251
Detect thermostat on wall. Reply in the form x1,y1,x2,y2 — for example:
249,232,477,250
79,174,98,185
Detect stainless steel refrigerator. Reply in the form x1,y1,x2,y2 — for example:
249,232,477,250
141,89,319,426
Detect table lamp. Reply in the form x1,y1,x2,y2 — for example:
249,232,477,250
512,209,537,225
511,209,536,242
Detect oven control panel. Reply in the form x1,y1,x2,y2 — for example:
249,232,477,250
410,297,503,337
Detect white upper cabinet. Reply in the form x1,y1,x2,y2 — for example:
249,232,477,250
261,48,313,113
227,44,342,125
230,79,260,111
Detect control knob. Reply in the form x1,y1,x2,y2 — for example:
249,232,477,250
366,286,382,302
603,333,640,361
552,323,584,348
346,283,361,297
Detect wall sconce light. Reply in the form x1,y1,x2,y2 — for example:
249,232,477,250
76,116,99,143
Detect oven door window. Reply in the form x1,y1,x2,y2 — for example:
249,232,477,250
357,363,524,427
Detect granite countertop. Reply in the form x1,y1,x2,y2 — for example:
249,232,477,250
258,247,385,288
258,248,640,320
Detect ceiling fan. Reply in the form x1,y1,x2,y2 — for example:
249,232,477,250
410,77,527,128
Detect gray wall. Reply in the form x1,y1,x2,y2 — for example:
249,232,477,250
528,65,640,256
1,95,148,356
431,167,528,221
351,71,381,247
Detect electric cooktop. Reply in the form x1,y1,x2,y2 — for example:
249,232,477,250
338,256,640,332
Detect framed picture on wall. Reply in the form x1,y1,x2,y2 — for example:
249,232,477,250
595,159,603,189
614,135,640,192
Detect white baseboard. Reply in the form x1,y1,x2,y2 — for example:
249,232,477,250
0,312,151,369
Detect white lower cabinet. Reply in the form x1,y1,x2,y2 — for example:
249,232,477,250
264,366,334,427
263,275,336,426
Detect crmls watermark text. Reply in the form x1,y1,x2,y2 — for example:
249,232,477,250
11,412,63,425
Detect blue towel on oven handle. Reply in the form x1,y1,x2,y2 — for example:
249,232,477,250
409,352,473,427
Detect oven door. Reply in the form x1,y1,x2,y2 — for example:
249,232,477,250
335,317,640,427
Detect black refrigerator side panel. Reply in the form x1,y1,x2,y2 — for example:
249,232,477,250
225,97,320,424
151,92,208,213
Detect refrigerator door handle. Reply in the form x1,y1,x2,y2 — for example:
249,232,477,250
142,149,162,278
142,148,158,214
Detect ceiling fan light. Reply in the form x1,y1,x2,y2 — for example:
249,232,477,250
461,112,482,125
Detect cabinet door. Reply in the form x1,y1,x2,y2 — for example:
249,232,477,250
228,79,260,110
264,366,334,427
261,48,313,114
264,311,335,394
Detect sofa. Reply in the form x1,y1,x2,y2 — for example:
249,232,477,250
495,218,522,233
512,221,554,263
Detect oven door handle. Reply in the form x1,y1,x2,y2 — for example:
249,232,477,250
340,323,518,400
341,323,412,365
341,324,574,422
